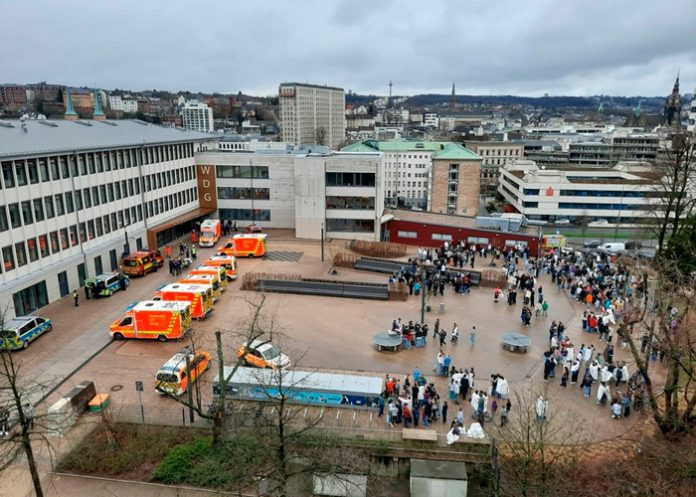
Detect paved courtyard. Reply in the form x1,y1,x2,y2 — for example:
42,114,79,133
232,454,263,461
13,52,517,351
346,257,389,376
7,231,664,448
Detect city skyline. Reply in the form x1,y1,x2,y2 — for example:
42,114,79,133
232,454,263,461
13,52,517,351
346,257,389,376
1,0,694,97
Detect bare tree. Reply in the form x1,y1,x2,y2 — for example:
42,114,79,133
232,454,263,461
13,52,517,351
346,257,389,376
496,386,588,497
0,307,57,497
315,127,327,146
652,133,696,251
621,269,696,437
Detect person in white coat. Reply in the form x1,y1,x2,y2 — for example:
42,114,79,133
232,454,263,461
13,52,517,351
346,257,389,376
535,395,548,422
496,376,509,399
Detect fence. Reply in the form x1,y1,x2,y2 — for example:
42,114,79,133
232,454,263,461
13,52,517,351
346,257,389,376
240,272,302,291
348,240,408,259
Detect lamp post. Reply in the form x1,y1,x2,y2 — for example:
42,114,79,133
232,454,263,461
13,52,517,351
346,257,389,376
420,267,427,324
123,227,131,256
321,222,325,262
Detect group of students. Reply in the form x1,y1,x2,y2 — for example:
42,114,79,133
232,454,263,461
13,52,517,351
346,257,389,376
378,369,445,429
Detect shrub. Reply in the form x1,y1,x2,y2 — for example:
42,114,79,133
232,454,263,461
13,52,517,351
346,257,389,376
153,437,213,484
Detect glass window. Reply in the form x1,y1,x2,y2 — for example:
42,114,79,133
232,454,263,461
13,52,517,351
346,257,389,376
2,245,15,271
59,228,69,250
79,222,87,242
33,198,44,222
8,203,20,228
100,185,107,204
87,153,95,174
103,215,111,233
96,152,103,172
92,186,100,206
15,241,27,266
38,235,50,257
21,200,33,225
50,231,60,253
107,184,114,202
27,238,39,262
83,188,91,208
12,281,49,315
74,190,83,210
69,225,78,246
0,206,7,232
2,161,15,187
79,154,87,175
325,218,374,233
217,187,271,200
15,161,27,186
54,194,65,216
60,156,69,178
96,217,103,237
44,196,55,219
65,192,74,212
87,220,95,240
39,158,50,182
215,165,270,179
70,155,78,177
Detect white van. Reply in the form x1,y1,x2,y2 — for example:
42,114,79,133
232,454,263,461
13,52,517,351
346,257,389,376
599,242,625,254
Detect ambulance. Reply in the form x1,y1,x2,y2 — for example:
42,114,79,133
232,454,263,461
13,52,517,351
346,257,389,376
178,272,222,300
153,283,215,319
190,266,228,291
121,250,161,277
203,255,237,281
155,347,211,396
109,301,192,341
217,233,267,258
199,219,222,248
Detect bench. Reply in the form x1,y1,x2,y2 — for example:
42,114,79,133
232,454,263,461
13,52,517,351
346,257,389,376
402,428,438,442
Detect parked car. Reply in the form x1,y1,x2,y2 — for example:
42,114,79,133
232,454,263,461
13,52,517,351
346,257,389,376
0,316,52,350
583,239,602,249
237,339,290,369
555,219,571,225
588,219,610,227
246,224,263,233
624,240,643,250
598,242,626,255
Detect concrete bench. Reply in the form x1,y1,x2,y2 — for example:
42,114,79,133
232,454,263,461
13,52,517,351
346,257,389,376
402,428,438,442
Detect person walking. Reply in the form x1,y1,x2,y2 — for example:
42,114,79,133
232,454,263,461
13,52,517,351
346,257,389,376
72,290,79,307
165,244,171,258
469,326,476,346
191,245,197,260
433,318,440,339
441,400,448,424
24,403,34,430
535,395,548,422
0,406,10,436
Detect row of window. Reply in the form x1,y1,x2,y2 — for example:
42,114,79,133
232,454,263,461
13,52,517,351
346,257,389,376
1,188,197,274
219,208,271,222
325,219,374,233
326,172,376,187
0,166,195,232
325,196,375,210
557,202,645,211
217,187,270,200
0,143,196,189
216,165,270,179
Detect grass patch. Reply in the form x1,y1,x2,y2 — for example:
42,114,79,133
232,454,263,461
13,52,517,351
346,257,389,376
153,434,266,490
58,423,200,481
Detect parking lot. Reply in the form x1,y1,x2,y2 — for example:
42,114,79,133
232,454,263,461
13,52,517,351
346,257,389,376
8,230,653,442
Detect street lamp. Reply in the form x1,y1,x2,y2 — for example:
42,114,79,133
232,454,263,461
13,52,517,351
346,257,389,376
321,222,325,262
420,267,427,324
122,226,131,256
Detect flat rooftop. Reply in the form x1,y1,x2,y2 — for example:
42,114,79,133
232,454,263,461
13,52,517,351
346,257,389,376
0,119,213,159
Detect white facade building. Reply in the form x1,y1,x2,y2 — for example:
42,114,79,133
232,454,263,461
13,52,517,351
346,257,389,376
424,113,439,128
218,138,291,153
108,95,139,113
0,119,215,319
196,149,384,241
497,159,665,225
181,101,214,133
279,83,345,149
688,87,696,134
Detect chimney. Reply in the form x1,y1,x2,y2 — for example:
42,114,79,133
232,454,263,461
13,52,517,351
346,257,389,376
92,89,106,121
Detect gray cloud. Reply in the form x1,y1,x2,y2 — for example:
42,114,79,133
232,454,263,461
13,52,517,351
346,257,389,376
0,0,694,96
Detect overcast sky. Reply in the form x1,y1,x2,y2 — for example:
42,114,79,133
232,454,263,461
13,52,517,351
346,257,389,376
1,0,695,97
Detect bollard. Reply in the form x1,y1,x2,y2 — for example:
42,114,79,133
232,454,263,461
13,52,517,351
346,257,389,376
439,302,445,314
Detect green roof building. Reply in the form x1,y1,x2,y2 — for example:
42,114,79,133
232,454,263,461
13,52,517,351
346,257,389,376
341,140,481,214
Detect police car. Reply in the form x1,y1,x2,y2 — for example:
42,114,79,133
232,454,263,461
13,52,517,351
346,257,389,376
0,316,53,350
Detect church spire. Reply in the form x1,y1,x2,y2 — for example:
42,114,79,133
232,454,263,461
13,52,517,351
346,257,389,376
450,82,456,111
663,73,682,127
64,89,78,121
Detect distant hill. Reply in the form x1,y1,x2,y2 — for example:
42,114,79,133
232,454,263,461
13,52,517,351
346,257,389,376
346,92,665,111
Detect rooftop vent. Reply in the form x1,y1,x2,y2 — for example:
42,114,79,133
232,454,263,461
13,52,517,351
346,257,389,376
133,119,150,126
99,120,118,126
74,120,93,126
0,120,15,128
38,120,58,127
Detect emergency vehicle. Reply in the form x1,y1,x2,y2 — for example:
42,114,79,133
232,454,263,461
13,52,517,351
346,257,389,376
153,283,214,319
155,348,211,396
203,255,237,280
190,266,228,291
178,272,222,300
199,219,222,247
121,250,161,277
217,233,267,258
109,301,192,341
